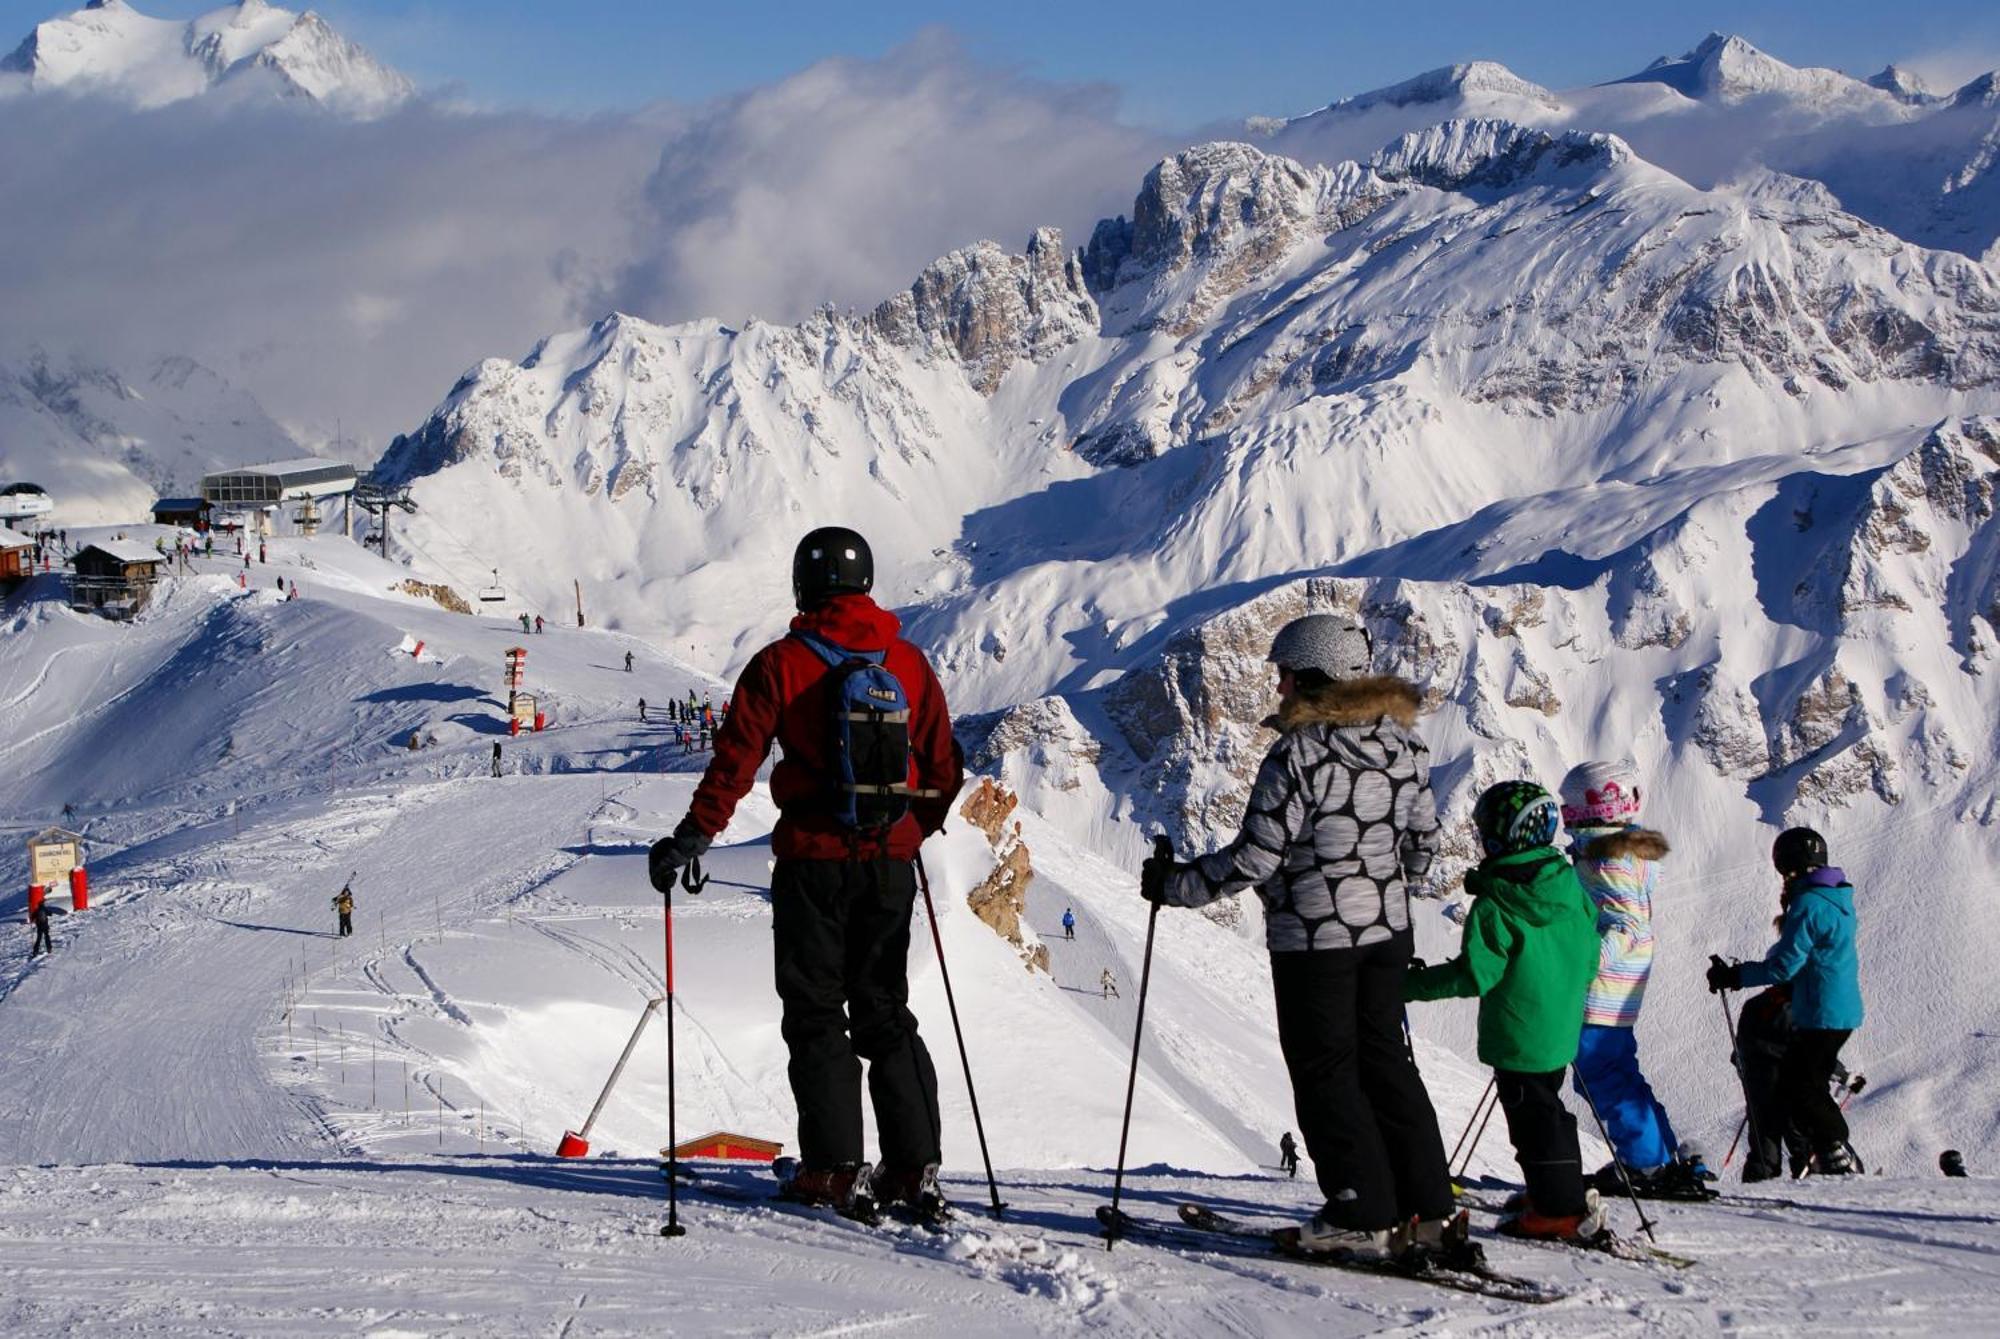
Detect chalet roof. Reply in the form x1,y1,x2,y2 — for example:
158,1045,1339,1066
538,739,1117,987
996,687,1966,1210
0,530,32,550
151,497,210,512
78,541,166,566
27,827,83,847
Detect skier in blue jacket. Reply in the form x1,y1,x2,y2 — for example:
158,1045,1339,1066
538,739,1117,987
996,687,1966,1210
1707,827,1862,1174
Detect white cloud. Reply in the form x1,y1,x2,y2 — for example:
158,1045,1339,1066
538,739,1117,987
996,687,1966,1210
0,35,1171,453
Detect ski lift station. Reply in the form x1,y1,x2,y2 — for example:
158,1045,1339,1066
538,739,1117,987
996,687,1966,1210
0,481,54,526
200,459,358,536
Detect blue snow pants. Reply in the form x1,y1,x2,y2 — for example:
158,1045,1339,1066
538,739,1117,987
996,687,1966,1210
1572,1023,1678,1170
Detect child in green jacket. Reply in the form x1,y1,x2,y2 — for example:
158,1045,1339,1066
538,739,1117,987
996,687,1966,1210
1406,780,1608,1242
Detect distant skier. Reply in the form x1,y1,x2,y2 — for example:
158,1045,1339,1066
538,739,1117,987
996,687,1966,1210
625,650,635,673
1279,1131,1300,1178
491,741,503,778
1061,907,1075,940
1406,781,1608,1244
1099,967,1119,999
1147,614,1463,1262
29,898,53,957
534,615,545,635
1707,827,1863,1177
407,730,422,752
519,613,532,635
332,885,355,938
1559,761,1711,1198
258,542,266,564
639,698,648,723
647,526,963,1221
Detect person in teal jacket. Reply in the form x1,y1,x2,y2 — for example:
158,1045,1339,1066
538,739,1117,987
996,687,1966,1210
1708,826,1862,1174
1406,781,1607,1241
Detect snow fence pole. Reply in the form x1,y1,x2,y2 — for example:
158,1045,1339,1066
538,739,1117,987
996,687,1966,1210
915,852,1006,1219
660,866,690,1238
1573,1068,1657,1243
1103,835,1171,1248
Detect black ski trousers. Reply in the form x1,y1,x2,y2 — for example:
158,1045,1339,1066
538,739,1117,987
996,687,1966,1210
1776,1027,1852,1160
1735,989,1809,1179
1270,931,1454,1229
338,912,352,937
31,922,52,956
772,858,941,1172
1495,1067,1587,1217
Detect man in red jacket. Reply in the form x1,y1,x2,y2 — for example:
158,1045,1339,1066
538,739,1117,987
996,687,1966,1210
650,527,963,1219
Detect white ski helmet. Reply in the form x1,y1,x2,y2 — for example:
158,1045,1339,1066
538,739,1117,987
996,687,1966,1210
1559,759,1642,828
1267,613,1370,681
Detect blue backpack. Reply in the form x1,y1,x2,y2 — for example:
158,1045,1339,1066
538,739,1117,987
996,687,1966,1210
791,631,918,832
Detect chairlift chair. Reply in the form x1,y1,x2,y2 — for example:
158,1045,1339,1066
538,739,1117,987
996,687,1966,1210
478,569,507,604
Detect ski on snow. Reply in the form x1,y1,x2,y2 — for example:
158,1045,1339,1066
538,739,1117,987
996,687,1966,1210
1453,1194,1697,1268
665,1159,954,1233
1096,1203,1566,1304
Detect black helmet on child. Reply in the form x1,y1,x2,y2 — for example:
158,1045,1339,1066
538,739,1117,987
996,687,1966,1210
1771,827,1828,879
1472,780,1562,858
792,527,873,608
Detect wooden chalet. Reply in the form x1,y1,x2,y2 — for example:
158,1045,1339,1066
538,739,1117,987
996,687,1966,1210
71,541,166,615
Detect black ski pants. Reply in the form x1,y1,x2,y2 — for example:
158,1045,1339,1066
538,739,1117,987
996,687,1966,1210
1495,1067,1587,1217
1776,1027,1852,1161
1270,932,1454,1229
772,858,941,1172
338,912,352,937
1735,989,1809,1179
31,922,52,956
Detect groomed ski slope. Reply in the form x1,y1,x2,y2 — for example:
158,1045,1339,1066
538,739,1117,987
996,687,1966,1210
2,533,1998,1334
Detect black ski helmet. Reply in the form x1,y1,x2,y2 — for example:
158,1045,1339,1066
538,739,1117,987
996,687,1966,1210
791,527,873,608
1941,1149,1968,1177
1772,826,1829,879
1472,780,1562,858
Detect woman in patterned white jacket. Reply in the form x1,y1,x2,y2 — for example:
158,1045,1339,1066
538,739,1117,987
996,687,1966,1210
1143,613,1463,1264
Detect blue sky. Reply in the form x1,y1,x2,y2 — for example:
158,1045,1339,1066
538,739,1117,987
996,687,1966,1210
7,0,1999,123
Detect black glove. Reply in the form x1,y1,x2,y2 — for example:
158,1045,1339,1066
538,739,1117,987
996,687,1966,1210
1139,855,1175,905
1706,954,1742,994
649,820,712,893
1407,957,1428,973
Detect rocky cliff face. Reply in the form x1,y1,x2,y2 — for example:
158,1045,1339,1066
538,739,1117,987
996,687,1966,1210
958,778,1048,974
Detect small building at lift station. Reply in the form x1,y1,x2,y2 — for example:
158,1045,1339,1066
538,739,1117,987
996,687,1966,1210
200,459,358,536
70,540,166,616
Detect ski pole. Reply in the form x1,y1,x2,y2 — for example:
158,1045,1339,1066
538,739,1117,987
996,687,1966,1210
915,852,1005,1219
1447,1077,1498,1182
1717,987,1750,1171
659,865,691,1239
1574,1069,1657,1243
1103,835,1171,1247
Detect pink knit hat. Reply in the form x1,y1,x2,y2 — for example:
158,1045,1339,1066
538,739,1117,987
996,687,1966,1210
1559,760,1641,827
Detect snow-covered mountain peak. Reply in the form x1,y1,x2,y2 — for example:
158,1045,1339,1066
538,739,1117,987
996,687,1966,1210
869,227,1097,394
1867,64,1939,105
0,0,410,111
1369,118,1632,191
1617,32,1886,109
1327,60,1561,114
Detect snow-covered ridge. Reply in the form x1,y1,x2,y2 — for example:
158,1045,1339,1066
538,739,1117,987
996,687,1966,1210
1614,32,1895,109
0,0,411,111
1312,60,1561,115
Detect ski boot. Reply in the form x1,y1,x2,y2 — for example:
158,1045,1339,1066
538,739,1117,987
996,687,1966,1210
1497,1188,1608,1244
1809,1144,1859,1176
1278,1212,1393,1260
777,1161,879,1223
872,1163,952,1226
1392,1209,1486,1271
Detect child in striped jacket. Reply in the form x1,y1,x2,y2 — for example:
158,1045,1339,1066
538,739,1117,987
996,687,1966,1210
1560,761,1711,1198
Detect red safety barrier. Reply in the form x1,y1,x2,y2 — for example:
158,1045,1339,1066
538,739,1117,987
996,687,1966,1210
70,867,88,912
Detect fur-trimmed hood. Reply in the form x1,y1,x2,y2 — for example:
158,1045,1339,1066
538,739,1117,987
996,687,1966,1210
1580,828,1670,862
1272,676,1422,731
